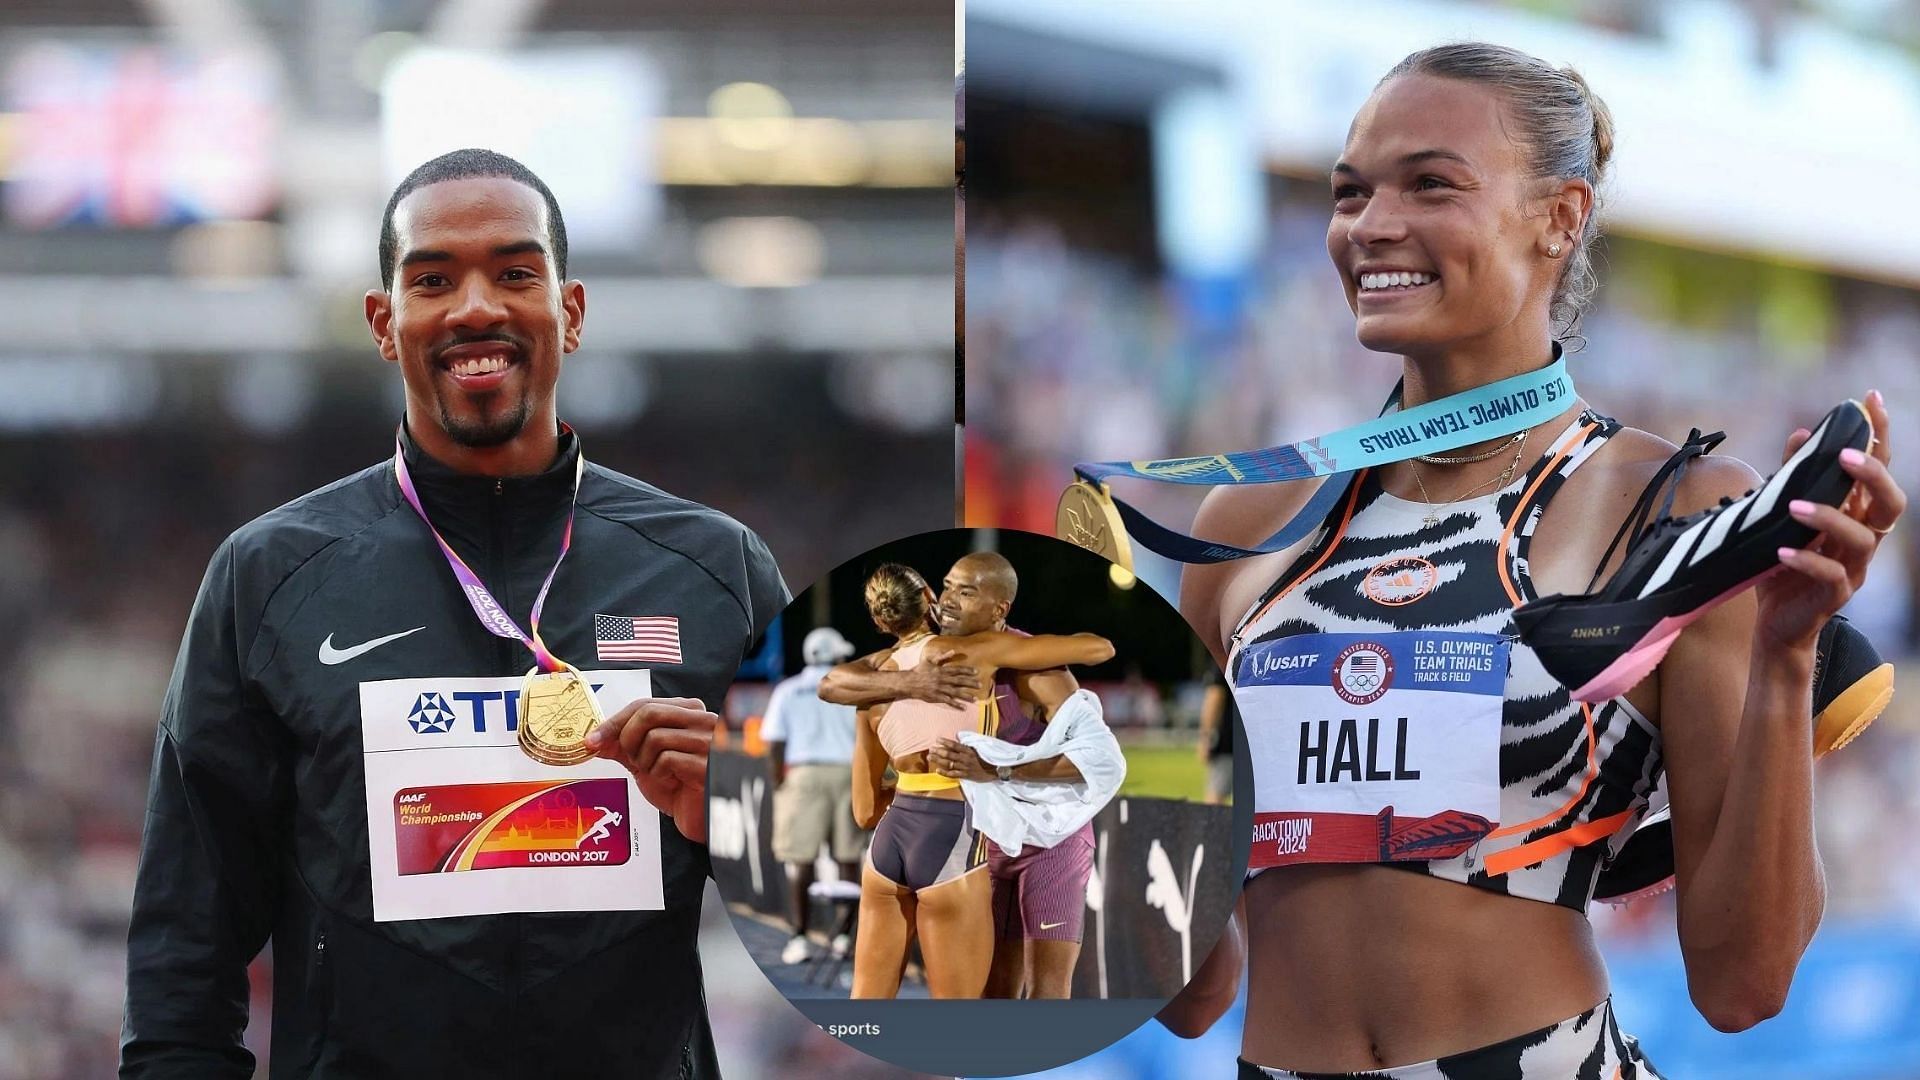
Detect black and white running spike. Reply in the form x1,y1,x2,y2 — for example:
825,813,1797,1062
1514,400,1872,703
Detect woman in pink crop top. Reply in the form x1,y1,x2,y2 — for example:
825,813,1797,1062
847,563,1113,999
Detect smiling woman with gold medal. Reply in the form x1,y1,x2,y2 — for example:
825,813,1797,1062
1064,44,1909,1079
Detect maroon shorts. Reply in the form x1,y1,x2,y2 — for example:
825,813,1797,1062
988,822,1095,942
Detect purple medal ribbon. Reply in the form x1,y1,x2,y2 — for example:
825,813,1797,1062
392,430,583,674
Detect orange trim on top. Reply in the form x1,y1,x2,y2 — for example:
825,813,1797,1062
1483,806,1637,876
1488,700,1598,840
1487,420,1602,840
1234,469,1372,642
1496,419,1598,608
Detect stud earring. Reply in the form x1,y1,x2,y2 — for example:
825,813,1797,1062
1548,242,1563,257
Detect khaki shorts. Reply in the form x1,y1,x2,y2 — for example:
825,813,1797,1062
1206,755,1235,802
772,763,864,864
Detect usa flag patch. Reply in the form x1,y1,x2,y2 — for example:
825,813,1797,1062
594,614,682,664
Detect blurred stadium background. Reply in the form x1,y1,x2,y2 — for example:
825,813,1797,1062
964,1,1920,1078
716,528,1235,1012
0,1,954,1078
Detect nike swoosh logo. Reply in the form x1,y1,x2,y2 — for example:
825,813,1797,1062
319,626,426,665
1039,921,1065,931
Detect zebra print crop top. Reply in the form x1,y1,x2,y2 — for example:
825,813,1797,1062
1228,411,1664,910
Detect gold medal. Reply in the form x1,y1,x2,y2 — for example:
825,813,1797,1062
1056,479,1132,571
518,663,603,766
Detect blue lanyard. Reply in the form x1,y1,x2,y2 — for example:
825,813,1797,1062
1066,355,1574,565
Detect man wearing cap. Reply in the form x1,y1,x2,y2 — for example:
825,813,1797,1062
763,627,867,965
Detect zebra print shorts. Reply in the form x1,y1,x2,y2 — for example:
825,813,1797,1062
1236,999,1663,1079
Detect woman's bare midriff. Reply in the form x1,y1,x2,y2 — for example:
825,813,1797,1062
1241,865,1608,1072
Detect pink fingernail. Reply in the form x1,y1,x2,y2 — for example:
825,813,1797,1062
1778,547,1797,561
1841,448,1867,466
1789,499,1814,516
1869,389,1884,406
586,728,604,748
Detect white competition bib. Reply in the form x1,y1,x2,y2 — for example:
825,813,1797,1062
359,669,664,922
1233,631,1507,870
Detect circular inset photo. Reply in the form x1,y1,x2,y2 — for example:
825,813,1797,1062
708,528,1246,1077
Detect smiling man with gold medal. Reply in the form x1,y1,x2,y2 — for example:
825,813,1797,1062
122,149,788,1080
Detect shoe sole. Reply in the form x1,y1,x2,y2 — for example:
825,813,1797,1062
1816,661,1894,756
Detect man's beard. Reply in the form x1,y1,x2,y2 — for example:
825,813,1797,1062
435,390,533,449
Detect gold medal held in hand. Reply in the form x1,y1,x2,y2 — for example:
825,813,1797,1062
1056,479,1132,571
519,663,603,766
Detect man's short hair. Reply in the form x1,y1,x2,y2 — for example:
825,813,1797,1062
957,551,1018,607
378,148,569,290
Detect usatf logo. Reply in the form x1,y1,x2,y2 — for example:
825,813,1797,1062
402,682,605,735
407,692,457,733
1332,642,1394,706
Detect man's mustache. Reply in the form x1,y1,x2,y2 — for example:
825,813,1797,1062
432,332,528,362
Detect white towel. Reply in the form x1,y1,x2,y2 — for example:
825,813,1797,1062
957,688,1127,856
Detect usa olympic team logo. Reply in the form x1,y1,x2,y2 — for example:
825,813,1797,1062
1332,642,1394,706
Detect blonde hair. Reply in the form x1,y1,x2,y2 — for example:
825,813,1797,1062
864,564,936,638
1383,43,1614,344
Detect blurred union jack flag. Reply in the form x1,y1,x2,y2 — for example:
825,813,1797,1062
4,42,279,228
595,614,682,664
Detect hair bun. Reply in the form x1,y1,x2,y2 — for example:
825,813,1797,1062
865,563,933,636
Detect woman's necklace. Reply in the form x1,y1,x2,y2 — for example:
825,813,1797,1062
1408,429,1530,528
1414,430,1527,465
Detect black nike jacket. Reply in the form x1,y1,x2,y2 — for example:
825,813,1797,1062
121,427,788,1079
